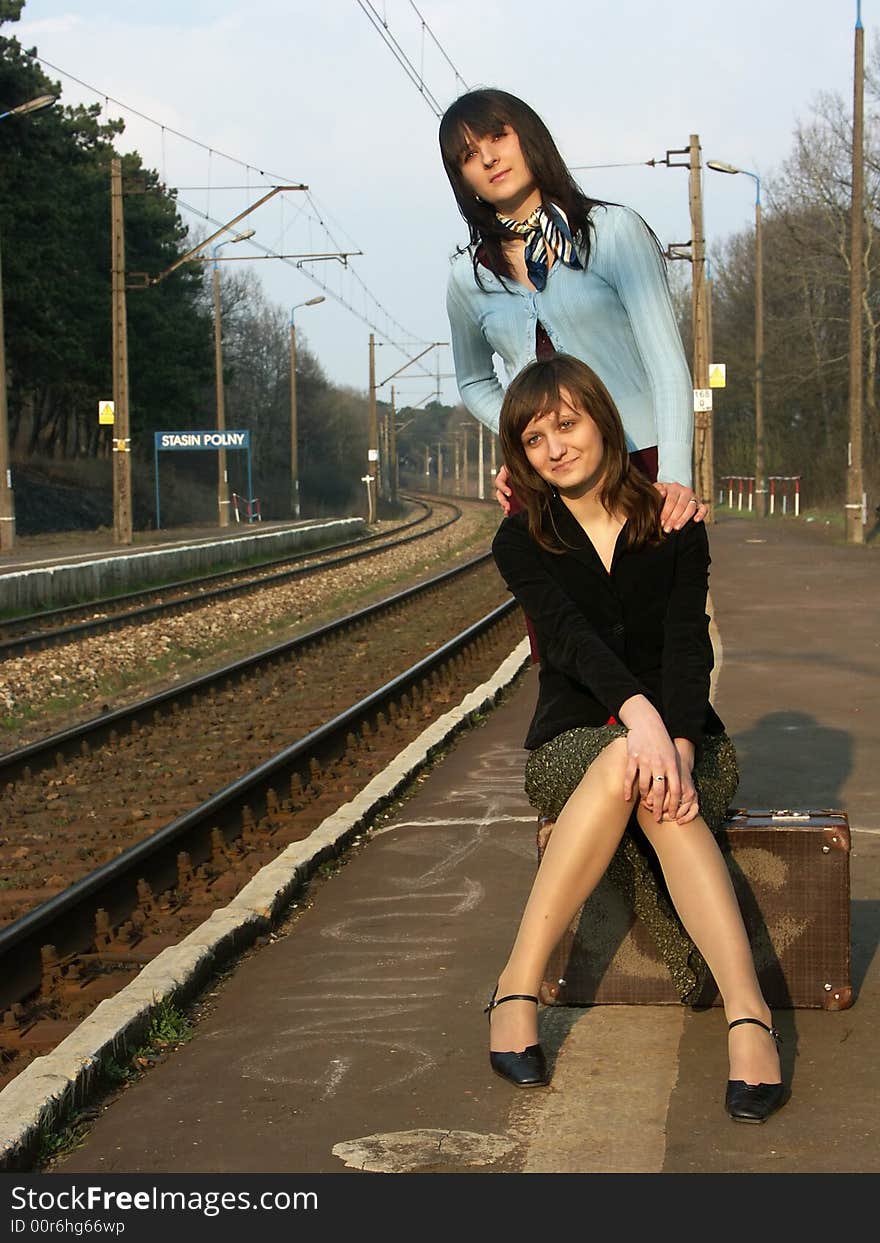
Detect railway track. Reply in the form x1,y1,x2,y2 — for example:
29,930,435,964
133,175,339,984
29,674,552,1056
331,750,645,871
0,552,522,1089
0,494,461,656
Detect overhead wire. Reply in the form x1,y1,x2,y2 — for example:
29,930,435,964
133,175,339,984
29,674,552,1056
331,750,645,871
407,1,469,91
355,0,446,116
24,48,437,359
175,197,436,374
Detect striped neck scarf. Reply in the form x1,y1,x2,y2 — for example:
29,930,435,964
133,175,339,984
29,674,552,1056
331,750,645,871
495,202,583,291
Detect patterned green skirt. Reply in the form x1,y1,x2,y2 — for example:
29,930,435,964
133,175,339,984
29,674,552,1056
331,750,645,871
524,725,739,1006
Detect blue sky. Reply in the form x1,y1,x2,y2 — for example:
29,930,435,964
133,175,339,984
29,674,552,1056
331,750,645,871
7,0,869,405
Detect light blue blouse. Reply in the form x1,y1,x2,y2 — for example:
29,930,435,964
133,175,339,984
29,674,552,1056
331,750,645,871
445,203,694,486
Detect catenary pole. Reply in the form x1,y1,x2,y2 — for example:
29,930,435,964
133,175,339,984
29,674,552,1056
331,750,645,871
367,333,377,522
846,2,865,543
688,134,713,522
111,158,132,545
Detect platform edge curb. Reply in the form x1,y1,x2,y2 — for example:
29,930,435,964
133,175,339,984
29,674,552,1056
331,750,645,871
0,636,531,1171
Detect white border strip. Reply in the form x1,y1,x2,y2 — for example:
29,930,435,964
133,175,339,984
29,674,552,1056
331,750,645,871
2,520,362,586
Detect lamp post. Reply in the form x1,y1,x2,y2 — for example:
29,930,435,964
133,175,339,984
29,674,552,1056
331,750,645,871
573,139,715,513
289,295,324,520
212,229,255,527
708,160,766,517
0,93,57,552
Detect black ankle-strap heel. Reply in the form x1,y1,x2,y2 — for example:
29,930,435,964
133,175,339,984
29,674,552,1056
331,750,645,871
484,989,540,1015
725,1016,788,1123
728,1016,782,1045
484,985,548,1088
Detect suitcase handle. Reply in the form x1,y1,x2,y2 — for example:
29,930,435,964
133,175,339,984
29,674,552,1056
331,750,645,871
727,808,849,823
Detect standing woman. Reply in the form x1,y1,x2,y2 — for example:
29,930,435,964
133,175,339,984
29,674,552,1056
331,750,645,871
440,88,704,530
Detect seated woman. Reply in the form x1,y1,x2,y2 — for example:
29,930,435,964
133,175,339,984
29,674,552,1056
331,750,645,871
489,353,786,1124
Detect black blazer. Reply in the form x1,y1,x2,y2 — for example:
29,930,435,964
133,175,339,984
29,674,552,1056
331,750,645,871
492,496,725,751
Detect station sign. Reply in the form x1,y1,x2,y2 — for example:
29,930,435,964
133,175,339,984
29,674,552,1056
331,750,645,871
154,430,250,450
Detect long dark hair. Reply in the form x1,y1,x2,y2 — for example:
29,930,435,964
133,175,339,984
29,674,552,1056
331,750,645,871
499,355,663,554
439,88,607,286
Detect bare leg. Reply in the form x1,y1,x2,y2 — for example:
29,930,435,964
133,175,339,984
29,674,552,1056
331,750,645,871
491,738,632,1053
636,806,781,1086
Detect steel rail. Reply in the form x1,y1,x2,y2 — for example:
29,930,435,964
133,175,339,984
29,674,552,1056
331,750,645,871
0,596,518,999
0,549,495,782
0,495,461,656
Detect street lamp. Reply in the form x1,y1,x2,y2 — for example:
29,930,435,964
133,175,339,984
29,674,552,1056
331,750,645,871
707,160,766,517
212,229,255,527
0,92,58,552
289,295,325,519
0,94,57,122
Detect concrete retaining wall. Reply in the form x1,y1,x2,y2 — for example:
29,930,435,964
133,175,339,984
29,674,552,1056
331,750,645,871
0,519,366,614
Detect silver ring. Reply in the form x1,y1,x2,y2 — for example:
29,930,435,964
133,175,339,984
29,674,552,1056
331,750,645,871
653,775,665,782
687,497,698,505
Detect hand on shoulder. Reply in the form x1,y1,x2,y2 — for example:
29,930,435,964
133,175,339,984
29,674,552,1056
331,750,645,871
653,480,707,533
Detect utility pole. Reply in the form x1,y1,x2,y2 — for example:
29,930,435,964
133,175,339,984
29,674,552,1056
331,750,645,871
754,192,766,518
706,162,765,515
372,339,447,505
847,3,865,544
381,407,391,501
705,258,714,380
657,139,713,519
462,426,469,497
110,157,132,545
289,316,300,520
477,422,485,499
289,295,324,521
212,260,230,527
367,333,378,522
211,230,254,528
437,442,443,493
0,237,14,550
688,134,713,522
389,384,398,505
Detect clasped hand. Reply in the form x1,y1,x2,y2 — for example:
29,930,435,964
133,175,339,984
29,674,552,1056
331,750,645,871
618,696,699,824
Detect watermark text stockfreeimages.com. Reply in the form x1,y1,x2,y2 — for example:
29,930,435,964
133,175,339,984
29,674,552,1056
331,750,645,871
9,1183,318,1224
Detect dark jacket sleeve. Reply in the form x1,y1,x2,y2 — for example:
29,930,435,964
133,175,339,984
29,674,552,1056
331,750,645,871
661,521,714,743
493,518,648,718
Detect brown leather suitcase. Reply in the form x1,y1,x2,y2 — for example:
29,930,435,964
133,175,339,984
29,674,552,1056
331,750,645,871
537,809,852,1011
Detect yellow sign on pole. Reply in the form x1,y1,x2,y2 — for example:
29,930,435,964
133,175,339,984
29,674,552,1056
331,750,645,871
709,363,727,389
98,400,115,425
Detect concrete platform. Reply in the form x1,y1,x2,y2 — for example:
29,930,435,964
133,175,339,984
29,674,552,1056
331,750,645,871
0,518,365,612
12,515,880,1173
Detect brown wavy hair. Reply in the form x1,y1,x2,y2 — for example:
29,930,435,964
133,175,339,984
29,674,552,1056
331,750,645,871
499,355,664,554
